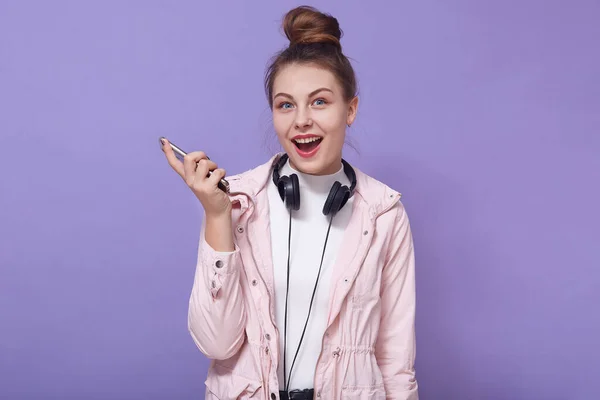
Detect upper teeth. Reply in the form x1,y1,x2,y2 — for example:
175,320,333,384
294,137,321,144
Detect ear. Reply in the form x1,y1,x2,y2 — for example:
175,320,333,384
346,96,359,126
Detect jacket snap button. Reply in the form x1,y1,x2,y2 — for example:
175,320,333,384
271,393,276,400
215,260,223,268
251,279,258,286
236,226,244,233
265,347,269,354
363,230,368,235
265,333,271,340
317,392,321,397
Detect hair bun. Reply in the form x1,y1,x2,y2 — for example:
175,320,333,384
283,6,342,50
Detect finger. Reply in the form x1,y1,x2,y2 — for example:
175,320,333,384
194,158,218,184
183,154,212,185
161,139,185,178
207,168,226,188
185,150,208,162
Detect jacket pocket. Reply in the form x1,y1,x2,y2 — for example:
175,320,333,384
205,363,263,399
341,384,386,400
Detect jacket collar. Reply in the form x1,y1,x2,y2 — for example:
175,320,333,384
227,152,402,220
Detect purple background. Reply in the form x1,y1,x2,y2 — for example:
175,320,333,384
1,1,599,399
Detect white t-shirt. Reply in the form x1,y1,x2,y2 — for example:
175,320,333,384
267,157,354,391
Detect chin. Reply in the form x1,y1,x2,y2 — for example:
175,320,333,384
296,163,322,175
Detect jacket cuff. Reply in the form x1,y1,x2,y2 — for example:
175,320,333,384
199,238,242,299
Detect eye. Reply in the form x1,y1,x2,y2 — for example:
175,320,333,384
313,98,327,106
277,102,293,110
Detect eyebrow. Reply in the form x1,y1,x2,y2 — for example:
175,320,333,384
273,87,334,101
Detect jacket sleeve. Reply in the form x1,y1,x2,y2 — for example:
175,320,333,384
375,201,419,399
187,214,247,360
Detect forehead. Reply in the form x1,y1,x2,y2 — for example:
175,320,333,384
273,63,341,96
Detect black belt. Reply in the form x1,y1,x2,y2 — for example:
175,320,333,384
279,389,314,400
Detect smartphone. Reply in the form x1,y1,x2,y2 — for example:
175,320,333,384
159,137,230,193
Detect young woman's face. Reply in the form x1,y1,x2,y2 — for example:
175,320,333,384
272,63,358,175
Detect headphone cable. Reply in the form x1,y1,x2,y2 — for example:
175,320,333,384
283,212,334,393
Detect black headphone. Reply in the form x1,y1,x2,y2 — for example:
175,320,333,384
272,153,357,216
271,152,357,394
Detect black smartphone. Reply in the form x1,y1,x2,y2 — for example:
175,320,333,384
159,137,230,193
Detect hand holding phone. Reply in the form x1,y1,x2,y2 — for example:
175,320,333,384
159,137,229,193
160,137,232,218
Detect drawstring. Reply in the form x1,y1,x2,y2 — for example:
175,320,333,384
331,346,341,398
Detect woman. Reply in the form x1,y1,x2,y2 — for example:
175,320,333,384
162,6,418,400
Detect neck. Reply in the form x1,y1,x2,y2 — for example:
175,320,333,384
288,159,343,176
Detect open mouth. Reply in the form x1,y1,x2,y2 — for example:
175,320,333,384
293,137,323,153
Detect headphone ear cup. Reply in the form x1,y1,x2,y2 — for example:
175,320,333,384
331,185,350,216
277,176,290,203
337,186,351,210
323,181,342,216
290,173,300,211
278,174,300,211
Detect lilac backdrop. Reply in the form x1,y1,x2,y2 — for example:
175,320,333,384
1,1,598,399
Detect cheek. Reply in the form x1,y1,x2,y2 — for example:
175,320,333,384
272,112,292,137
316,108,347,135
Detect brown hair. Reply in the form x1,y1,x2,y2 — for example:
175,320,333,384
264,6,358,109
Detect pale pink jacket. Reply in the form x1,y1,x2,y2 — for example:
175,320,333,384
188,153,418,400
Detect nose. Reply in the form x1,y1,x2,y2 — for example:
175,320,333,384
294,109,312,130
